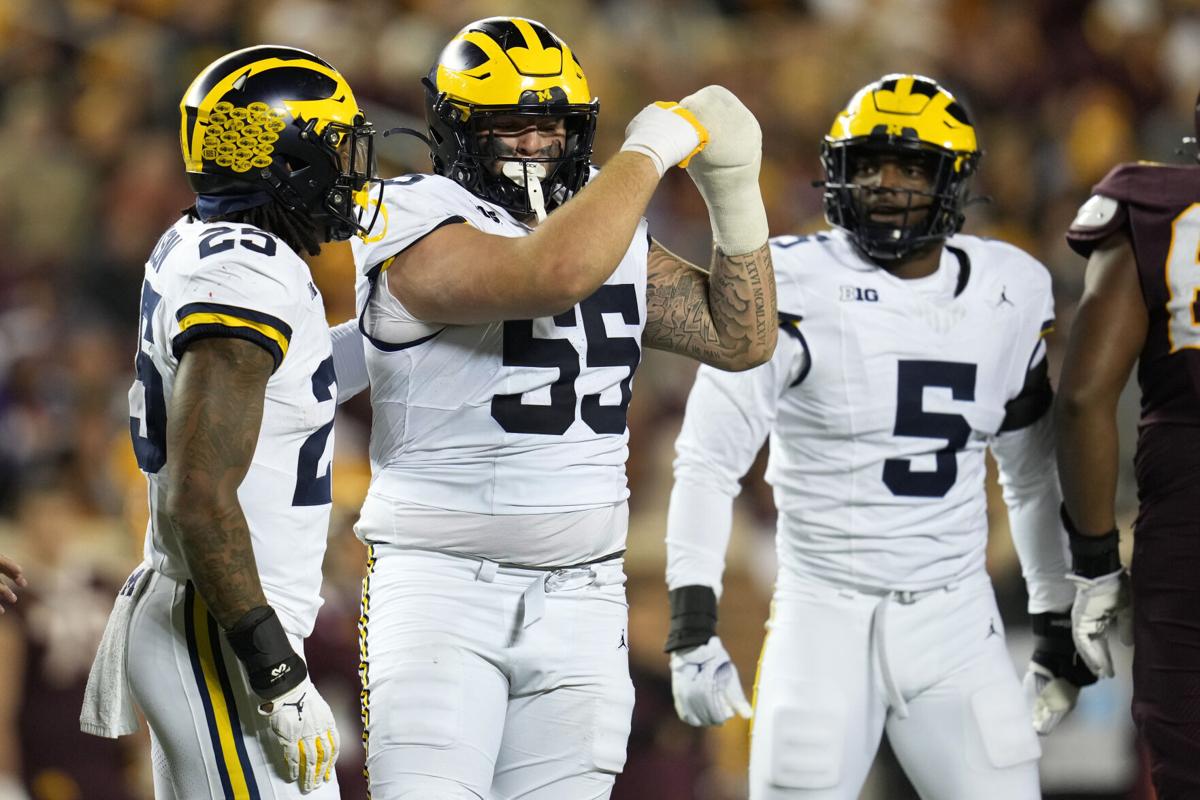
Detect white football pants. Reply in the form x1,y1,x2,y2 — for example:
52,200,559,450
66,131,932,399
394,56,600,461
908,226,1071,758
127,570,340,799
360,546,635,799
749,571,1041,800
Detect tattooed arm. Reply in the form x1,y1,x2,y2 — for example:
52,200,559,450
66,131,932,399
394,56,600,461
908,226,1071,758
643,239,776,371
165,337,272,629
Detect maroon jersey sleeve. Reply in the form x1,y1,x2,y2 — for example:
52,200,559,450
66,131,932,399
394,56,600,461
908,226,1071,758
1065,162,1200,257
1066,162,1200,430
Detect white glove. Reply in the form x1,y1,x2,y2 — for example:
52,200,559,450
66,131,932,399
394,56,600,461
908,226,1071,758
621,101,709,177
1023,663,1082,735
678,85,769,256
258,676,340,792
669,636,752,726
1067,569,1133,678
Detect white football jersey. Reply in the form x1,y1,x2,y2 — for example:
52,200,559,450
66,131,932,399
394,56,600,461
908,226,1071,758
129,217,336,636
673,229,1055,591
350,174,648,536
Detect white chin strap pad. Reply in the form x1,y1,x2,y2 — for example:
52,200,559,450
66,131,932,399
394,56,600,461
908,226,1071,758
502,161,548,222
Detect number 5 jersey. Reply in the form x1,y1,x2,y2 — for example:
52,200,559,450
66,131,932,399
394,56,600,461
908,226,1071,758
669,228,1067,596
130,217,337,636
350,174,649,565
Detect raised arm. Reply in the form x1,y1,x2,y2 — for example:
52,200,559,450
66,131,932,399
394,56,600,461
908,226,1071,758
643,86,776,371
387,103,708,325
643,240,775,370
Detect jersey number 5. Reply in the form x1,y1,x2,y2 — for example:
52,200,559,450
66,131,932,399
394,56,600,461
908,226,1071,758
491,284,641,435
882,360,977,498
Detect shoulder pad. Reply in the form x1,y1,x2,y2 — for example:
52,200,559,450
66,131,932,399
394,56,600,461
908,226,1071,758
1070,194,1120,231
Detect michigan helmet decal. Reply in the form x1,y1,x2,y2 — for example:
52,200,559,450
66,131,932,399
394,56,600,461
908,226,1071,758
423,17,598,217
820,74,981,261
180,45,376,241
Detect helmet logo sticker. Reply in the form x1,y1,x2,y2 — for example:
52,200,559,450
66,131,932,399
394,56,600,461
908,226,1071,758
201,101,286,173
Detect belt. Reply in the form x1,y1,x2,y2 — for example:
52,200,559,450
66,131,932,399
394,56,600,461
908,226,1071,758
866,582,960,719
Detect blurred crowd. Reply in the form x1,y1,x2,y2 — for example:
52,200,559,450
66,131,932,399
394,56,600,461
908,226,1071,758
0,0,1195,797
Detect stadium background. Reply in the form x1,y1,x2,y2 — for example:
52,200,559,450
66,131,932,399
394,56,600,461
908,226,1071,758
0,0,1194,797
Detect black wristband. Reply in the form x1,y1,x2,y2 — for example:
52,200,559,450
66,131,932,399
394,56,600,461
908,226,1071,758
1061,504,1122,578
1029,611,1075,654
664,585,718,653
226,606,306,700
1029,611,1099,687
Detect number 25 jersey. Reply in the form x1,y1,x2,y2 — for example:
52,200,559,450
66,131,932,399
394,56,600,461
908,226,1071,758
351,174,648,517
129,217,337,636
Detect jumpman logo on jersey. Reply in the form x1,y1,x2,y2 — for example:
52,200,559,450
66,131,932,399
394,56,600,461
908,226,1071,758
618,630,628,650
996,286,1014,307
986,618,999,638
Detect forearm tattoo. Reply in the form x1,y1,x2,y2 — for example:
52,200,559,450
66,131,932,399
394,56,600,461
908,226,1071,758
643,241,776,369
167,338,272,629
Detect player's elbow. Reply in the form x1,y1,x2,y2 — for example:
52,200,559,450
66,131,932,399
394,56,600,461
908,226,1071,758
1053,381,1114,422
744,325,779,369
717,326,778,372
165,475,227,536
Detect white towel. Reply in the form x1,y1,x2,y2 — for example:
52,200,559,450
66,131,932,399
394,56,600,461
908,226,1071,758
79,563,151,738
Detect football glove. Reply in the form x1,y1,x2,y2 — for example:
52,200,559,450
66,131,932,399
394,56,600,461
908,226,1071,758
1022,611,1098,735
678,86,769,255
620,100,709,177
258,676,339,792
669,636,752,727
1067,568,1133,678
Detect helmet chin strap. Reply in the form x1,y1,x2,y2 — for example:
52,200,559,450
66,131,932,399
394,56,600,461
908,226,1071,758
502,161,548,222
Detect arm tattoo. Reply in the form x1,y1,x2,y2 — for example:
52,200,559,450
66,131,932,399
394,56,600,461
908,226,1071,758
643,240,776,370
166,337,273,629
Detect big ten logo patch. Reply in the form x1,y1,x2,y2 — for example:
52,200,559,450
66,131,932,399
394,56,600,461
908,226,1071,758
202,101,287,173
840,286,880,302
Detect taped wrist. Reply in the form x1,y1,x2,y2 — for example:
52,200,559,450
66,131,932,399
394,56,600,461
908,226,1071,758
690,160,769,256
1061,504,1122,578
226,606,306,700
664,585,717,652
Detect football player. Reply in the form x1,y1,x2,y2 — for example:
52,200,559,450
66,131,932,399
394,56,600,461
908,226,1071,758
80,46,376,796
663,74,1096,799
0,554,24,612
1058,93,1200,799
350,15,776,798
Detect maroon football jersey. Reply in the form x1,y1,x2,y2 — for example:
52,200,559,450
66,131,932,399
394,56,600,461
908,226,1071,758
1067,162,1200,427
9,575,140,799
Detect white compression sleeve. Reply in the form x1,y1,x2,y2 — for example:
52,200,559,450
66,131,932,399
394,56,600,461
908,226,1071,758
991,411,1075,613
329,319,369,404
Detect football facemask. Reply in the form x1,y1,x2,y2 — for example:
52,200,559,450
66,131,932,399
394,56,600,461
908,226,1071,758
819,74,980,262
423,17,598,219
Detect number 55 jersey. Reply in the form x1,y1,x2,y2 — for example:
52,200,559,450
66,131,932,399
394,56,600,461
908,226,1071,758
130,216,337,636
350,174,648,566
673,229,1060,593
